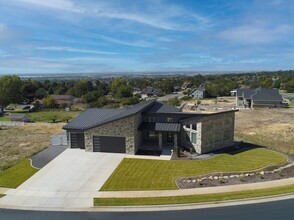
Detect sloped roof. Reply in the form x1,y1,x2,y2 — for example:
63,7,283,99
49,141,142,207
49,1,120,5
138,122,181,132
155,123,181,132
63,99,156,131
189,87,206,95
251,88,282,101
236,89,256,98
237,88,282,101
144,101,181,113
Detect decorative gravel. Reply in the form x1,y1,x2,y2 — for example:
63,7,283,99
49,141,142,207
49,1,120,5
31,146,67,168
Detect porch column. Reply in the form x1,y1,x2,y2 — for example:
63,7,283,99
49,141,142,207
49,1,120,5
159,132,163,150
174,133,178,147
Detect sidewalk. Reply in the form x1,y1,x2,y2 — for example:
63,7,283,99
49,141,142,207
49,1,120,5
0,187,11,194
96,177,294,198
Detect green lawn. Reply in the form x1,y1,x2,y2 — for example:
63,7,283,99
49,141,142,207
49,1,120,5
0,116,9,121
94,184,294,206
27,110,81,122
0,194,5,198
101,148,287,191
0,159,38,188
0,110,80,123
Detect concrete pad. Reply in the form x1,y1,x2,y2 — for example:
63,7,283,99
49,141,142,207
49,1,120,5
0,149,124,208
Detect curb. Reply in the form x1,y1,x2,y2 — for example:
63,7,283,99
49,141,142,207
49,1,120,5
0,192,294,212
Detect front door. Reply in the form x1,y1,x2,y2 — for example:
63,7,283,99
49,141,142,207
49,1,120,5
167,132,173,142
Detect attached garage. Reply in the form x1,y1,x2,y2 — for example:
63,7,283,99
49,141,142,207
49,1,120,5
93,136,126,153
70,132,85,149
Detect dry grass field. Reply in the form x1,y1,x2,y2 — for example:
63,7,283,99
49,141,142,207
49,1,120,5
0,123,64,171
235,108,294,155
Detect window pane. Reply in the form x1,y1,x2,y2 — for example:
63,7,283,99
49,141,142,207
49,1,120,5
192,133,197,144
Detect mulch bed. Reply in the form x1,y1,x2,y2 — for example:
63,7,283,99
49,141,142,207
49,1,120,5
173,144,294,189
177,164,294,189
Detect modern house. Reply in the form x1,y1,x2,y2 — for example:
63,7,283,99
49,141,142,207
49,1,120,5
8,113,31,122
50,95,75,107
189,87,207,99
63,100,237,155
236,88,283,108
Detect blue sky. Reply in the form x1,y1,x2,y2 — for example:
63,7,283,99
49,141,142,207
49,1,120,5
0,0,294,74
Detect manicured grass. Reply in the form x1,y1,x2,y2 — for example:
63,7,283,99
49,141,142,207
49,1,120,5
0,194,5,198
0,110,80,123
101,148,287,191
0,159,38,188
94,184,294,206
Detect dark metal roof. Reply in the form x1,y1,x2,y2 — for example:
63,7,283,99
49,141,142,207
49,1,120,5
236,88,282,101
139,122,181,132
145,101,181,113
63,108,125,130
251,88,282,101
63,99,156,131
236,89,256,98
155,123,181,132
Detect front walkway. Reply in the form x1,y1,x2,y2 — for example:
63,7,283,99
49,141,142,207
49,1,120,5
0,149,124,208
96,177,294,198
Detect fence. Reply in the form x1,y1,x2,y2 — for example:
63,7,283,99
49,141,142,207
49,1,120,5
50,131,68,146
0,121,25,127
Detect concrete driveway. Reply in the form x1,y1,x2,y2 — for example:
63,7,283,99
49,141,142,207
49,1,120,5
0,149,124,209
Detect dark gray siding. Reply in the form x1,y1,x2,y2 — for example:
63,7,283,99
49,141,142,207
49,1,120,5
93,136,126,153
70,132,85,149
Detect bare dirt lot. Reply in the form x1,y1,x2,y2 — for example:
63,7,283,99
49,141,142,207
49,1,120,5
235,108,294,155
0,123,65,171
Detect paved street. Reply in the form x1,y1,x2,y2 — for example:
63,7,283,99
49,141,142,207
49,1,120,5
0,149,124,208
1,197,294,220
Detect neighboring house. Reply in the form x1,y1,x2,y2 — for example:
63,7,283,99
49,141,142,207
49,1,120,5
141,87,163,99
181,82,192,90
236,88,283,108
63,100,237,155
8,113,31,122
174,86,181,92
189,87,207,99
50,95,75,106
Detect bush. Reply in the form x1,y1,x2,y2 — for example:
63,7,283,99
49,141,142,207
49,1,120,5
180,96,192,101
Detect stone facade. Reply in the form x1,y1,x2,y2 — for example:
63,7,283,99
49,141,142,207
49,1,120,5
84,113,141,154
181,111,235,154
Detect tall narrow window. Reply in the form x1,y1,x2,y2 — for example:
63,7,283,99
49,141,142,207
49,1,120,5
191,133,197,144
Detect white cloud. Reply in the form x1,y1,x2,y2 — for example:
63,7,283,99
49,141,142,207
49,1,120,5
36,46,119,55
14,0,209,31
219,24,291,44
18,0,80,13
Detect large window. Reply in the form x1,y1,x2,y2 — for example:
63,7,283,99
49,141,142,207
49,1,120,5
144,117,159,122
191,133,197,144
145,131,158,138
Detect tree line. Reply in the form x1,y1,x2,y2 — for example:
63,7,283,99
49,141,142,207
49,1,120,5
0,71,293,110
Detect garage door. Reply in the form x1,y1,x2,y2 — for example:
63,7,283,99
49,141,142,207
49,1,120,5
93,136,126,153
70,133,85,149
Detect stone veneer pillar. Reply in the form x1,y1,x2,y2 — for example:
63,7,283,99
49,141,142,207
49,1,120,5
174,133,178,147
159,132,163,150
